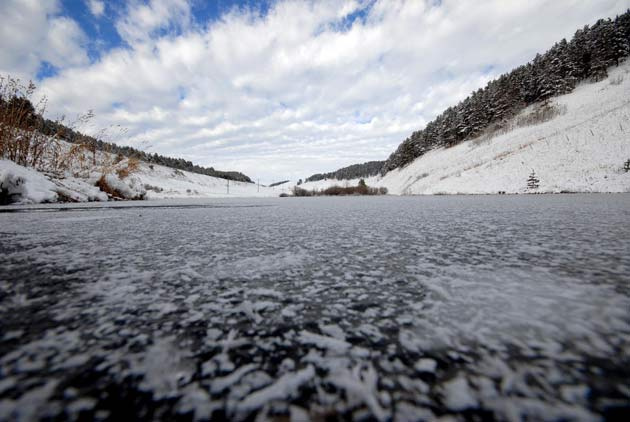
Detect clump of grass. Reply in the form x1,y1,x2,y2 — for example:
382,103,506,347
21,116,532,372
115,157,140,179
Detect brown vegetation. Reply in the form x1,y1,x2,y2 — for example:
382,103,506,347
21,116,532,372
290,180,387,197
95,175,122,199
0,76,96,175
115,157,140,179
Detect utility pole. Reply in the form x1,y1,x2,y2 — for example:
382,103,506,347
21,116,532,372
257,179,260,193
227,179,229,194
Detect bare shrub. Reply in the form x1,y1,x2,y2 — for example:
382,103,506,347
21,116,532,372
292,186,313,197
144,184,163,193
515,103,567,128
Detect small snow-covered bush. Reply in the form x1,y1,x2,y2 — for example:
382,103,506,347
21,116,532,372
96,173,146,200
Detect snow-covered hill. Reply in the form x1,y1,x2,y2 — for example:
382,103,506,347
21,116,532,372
1,146,289,204
297,62,630,195
135,161,290,199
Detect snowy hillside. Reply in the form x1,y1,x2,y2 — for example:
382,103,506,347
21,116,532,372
297,62,630,195
136,161,290,199
0,144,288,204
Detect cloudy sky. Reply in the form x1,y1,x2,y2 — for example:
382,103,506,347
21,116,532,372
1,0,627,182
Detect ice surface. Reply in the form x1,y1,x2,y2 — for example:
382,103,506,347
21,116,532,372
0,195,629,420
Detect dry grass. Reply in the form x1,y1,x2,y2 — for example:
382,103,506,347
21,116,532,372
0,75,96,174
0,76,48,169
115,157,140,179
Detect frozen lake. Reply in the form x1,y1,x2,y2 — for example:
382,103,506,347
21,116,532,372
1,195,629,421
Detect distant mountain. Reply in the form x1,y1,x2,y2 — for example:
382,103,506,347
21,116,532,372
382,10,630,174
269,180,289,187
306,160,385,182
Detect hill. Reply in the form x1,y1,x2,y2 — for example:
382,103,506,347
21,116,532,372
295,61,630,195
305,161,385,183
382,11,630,175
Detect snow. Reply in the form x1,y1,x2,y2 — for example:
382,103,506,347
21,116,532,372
237,365,315,413
295,61,630,195
298,330,352,354
137,162,287,199
0,159,58,204
381,62,630,194
414,358,437,374
442,376,478,411
100,173,146,199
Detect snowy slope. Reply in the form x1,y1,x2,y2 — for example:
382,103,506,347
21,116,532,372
380,62,630,195
295,62,630,195
0,146,288,204
135,162,289,199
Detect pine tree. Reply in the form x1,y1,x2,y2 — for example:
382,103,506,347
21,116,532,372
527,170,540,190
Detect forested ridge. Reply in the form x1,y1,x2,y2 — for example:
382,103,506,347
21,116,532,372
381,11,630,174
306,160,385,182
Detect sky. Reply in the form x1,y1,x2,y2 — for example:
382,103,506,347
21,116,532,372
0,0,628,183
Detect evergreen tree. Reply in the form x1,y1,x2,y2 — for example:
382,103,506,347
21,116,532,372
527,171,540,190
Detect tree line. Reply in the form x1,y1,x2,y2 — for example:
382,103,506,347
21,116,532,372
306,160,385,182
381,11,630,174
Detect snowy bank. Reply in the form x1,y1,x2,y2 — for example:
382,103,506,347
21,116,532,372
0,159,58,204
0,148,288,205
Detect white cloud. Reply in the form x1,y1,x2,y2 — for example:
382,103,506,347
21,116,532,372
0,0,88,80
87,0,105,17
2,0,628,182
115,0,191,45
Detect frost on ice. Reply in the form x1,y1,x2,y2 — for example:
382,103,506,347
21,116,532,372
1,195,629,420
